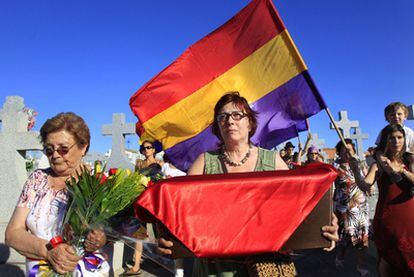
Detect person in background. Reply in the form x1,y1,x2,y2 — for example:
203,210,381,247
350,124,414,275
283,141,304,168
5,112,109,276
375,102,414,152
158,92,339,276
303,146,324,165
333,139,370,277
124,140,185,276
279,148,287,160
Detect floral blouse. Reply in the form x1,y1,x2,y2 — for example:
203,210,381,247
17,169,68,240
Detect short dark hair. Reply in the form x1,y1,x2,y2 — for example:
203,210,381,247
335,138,355,156
212,92,258,142
40,112,90,153
384,102,408,121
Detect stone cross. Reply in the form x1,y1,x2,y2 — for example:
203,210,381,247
102,113,136,170
309,132,326,151
349,127,369,160
84,152,107,167
308,132,329,162
0,96,42,266
408,104,414,120
329,110,359,138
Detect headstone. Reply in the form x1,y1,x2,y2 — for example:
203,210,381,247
308,133,329,162
101,114,138,273
84,152,107,167
408,104,414,120
349,127,369,160
309,133,325,152
0,96,42,269
102,113,136,170
329,110,359,138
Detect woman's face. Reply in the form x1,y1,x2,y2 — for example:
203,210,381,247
141,142,155,158
386,131,405,153
339,143,354,161
44,130,87,177
217,102,251,144
307,151,319,162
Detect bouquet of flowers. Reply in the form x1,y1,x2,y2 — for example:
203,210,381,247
63,166,149,254
35,165,150,276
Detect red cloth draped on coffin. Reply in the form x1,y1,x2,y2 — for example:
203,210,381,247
135,163,337,258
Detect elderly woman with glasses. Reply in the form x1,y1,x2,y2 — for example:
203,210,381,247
159,92,338,277
5,112,109,276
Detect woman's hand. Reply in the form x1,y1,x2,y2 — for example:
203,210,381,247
322,213,339,252
84,229,106,252
47,243,80,274
157,237,173,255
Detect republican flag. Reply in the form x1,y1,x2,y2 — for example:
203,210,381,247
130,0,326,170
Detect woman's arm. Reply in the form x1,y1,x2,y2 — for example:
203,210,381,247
402,154,414,183
349,160,379,192
275,153,289,170
6,206,82,274
5,207,49,259
135,160,143,171
187,153,205,175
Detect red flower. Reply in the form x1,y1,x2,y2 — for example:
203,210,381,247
97,173,108,185
109,168,118,176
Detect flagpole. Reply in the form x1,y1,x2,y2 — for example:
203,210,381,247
324,107,347,147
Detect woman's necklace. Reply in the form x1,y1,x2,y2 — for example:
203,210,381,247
220,144,252,167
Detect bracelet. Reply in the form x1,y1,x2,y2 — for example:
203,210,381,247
46,236,64,250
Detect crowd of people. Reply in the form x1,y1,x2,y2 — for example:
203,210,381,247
4,94,414,276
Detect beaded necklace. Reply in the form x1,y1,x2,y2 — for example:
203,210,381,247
220,144,252,167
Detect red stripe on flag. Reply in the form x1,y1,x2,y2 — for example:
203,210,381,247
130,0,286,124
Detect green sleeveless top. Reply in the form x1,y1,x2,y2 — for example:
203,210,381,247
204,147,276,174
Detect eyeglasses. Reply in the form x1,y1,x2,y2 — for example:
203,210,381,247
309,152,319,156
216,111,246,122
142,146,154,151
44,143,77,157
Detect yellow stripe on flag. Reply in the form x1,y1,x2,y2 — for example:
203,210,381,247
141,30,307,149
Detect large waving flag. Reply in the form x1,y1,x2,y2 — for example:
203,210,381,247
130,0,326,170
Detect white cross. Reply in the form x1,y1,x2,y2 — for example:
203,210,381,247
330,110,359,138
102,113,136,170
349,127,369,160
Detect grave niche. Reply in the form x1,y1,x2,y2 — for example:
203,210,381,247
0,96,42,269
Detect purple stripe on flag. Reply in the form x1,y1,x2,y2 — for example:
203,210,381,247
166,71,325,171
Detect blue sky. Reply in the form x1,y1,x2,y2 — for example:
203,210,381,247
1,0,413,154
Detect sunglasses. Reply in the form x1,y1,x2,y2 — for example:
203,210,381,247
44,143,77,157
142,146,154,151
309,152,319,155
216,111,246,122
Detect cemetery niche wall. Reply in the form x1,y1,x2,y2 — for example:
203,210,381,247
0,96,42,273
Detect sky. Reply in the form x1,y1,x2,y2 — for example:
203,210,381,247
1,0,413,155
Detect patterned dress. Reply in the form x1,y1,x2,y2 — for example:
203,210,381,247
17,168,110,276
333,162,370,247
